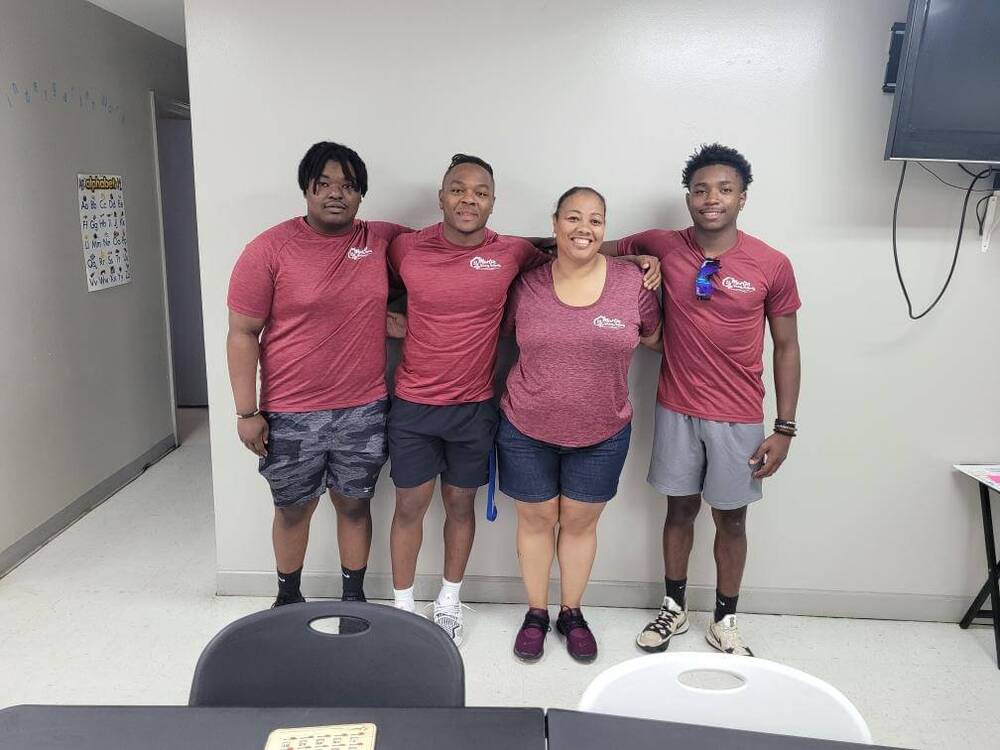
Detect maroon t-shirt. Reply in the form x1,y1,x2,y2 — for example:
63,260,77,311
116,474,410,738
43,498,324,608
500,259,661,447
228,217,409,412
618,227,800,423
388,223,550,405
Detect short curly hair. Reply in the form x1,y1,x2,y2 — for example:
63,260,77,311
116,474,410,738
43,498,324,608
681,143,753,191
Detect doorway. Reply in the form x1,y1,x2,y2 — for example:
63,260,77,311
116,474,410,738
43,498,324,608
153,96,208,409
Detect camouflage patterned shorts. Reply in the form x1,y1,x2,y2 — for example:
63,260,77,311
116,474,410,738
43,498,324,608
259,398,389,506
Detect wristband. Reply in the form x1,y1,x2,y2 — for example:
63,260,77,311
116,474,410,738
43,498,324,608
775,419,797,431
774,418,796,437
237,409,261,419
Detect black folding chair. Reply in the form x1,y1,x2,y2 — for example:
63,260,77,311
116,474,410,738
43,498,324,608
189,601,464,707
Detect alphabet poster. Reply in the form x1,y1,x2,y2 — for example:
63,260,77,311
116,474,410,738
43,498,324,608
78,174,130,291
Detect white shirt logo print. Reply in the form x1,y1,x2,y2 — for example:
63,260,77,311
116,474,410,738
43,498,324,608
722,276,756,293
347,247,372,261
593,315,626,330
470,256,502,271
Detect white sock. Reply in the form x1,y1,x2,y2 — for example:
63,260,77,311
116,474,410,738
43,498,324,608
436,578,462,606
393,586,415,612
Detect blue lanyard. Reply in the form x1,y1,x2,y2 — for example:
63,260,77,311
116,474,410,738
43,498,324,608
486,446,498,522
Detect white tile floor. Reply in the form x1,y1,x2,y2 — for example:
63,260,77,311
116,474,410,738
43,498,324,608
2,409,998,748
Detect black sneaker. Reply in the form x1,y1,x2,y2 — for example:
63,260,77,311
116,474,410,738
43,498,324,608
271,592,305,608
341,591,367,602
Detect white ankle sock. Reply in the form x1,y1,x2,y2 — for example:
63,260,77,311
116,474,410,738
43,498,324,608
436,578,462,605
393,586,415,612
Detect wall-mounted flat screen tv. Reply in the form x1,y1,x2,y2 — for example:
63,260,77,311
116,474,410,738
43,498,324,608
885,0,1000,164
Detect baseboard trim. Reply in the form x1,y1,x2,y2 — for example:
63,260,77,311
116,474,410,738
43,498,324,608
0,434,177,577
215,570,970,623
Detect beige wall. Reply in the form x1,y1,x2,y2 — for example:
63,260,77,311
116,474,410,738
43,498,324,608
187,0,999,618
0,0,188,564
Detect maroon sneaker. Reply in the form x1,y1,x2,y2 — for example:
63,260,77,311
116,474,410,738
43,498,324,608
513,608,550,662
556,607,598,663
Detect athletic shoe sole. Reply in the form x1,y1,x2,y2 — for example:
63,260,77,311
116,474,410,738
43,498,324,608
635,619,689,653
705,630,726,653
513,646,545,663
705,629,753,656
555,632,598,663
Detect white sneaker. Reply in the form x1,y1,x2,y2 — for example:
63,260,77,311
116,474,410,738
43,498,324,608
636,596,689,652
706,614,754,656
393,599,416,614
432,599,464,646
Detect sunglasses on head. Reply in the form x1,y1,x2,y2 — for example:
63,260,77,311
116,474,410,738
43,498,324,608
696,258,721,300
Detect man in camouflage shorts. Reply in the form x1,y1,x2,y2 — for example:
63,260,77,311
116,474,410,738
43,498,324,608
227,141,409,607
261,405,388,507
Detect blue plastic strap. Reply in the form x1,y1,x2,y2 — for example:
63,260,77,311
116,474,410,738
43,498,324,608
486,446,498,522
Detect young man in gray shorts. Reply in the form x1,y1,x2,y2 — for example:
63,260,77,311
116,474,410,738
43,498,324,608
227,141,409,607
608,144,801,655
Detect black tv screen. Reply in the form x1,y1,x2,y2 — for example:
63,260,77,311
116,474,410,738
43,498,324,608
885,0,1000,164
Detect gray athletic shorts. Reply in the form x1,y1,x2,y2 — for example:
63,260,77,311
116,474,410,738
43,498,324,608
259,398,388,506
647,405,765,510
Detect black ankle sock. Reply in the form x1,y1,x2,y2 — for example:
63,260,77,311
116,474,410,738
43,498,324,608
714,591,739,622
341,566,367,600
665,577,687,609
277,567,302,599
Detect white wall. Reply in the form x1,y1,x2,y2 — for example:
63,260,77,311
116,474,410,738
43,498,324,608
187,0,1000,619
0,0,188,568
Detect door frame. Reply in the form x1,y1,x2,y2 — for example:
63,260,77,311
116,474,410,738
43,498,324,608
148,91,193,446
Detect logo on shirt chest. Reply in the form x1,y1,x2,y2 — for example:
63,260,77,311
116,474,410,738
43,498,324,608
721,276,756,293
470,256,502,271
593,315,626,330
347,247,372,261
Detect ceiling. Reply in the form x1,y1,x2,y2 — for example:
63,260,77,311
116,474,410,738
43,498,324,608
87,0,186,47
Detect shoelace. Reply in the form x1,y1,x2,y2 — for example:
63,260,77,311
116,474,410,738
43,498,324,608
558,609,590,633
521,611,551,633
435,601,462,625
425,601,478,621
645,606,681,637
718,617,749,652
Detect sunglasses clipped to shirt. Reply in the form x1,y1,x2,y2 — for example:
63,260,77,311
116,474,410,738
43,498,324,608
696,258,721,300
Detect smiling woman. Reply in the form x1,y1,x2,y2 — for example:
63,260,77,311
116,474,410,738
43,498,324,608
497,186,662,664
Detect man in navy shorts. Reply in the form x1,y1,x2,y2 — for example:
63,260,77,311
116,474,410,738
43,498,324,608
385,155,552,644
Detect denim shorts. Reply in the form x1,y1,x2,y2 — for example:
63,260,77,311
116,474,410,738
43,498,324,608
496,413,631,503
